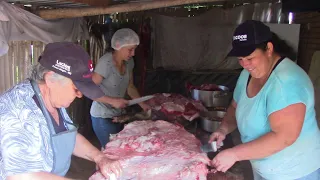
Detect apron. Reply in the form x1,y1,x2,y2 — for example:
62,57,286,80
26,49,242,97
31,80,78,176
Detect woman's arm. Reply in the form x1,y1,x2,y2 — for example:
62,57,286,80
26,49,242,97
127,71,141,99
218,100,238,135
92,72,128,108
72,133,122,177
92,72,104,85
232,103,305,160
127,72,149,111
72,133,103,162
7,172,72,180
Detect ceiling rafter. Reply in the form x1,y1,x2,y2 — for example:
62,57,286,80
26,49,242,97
38,0,226,19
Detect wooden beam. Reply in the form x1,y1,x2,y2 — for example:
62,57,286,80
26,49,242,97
38,0,225,19
58,0,112,7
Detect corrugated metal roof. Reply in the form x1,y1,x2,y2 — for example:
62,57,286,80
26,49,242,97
5,0,277,9
6,0,89,8
5,0,156,9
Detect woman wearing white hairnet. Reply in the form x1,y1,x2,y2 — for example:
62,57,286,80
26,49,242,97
91,28,150,148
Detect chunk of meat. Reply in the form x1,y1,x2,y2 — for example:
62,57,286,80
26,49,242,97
186,83,223,91
89,120,210,180
161,102,185,115
113,110,152,123
145,93,207,121
183,103,200,121
200,84,222,91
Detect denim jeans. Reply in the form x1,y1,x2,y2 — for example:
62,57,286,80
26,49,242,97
91,116,123,148
253,168,320,180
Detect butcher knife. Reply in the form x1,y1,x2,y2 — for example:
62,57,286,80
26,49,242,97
127,95,155,106
200,141,223,153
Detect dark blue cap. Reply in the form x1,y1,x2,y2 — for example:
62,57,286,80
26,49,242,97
39,42,104,100
227,20,272,57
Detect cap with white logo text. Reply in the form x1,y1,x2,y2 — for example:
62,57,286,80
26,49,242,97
38,42,104,100
227,20,272,57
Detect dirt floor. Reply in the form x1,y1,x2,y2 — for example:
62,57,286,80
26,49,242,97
66,155,96,180
66,136,100,180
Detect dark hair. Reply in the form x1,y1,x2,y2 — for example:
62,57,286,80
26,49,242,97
256,32,297,60
105,45,115,53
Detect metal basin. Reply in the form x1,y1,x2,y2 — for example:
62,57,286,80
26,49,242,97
199,111,226,132
190,85,232,108
201,110,226,121
199,117,221,133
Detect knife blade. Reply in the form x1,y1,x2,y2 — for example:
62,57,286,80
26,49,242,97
200,141,223,153
128,95,155,106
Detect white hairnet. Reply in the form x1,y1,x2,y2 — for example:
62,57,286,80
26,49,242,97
111,28,140,50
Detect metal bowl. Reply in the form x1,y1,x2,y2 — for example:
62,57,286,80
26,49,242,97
202,110,226,121
190,85,232,108
199,117,221,133
199,111,226,132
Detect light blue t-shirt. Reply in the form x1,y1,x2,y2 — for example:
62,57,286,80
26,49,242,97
234,58,320,180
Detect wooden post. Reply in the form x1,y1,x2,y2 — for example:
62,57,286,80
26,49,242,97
38,0,223,19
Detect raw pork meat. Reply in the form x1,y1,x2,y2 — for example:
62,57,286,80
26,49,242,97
186,83,223,91
161,102,185,115
89,120,210,180
112,110,169,124
145,93,207,121
113,110,153,123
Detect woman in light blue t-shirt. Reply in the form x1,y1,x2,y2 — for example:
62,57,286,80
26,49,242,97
209,20,320,180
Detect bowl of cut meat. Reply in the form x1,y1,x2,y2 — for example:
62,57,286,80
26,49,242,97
199,110,226,132
188,83,232,108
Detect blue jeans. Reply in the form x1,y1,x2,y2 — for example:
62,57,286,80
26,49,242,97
91,116,123,148
253,168,320,180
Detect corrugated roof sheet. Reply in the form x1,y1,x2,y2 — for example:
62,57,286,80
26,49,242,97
5,0,157,9
7,0,88,8
5,0,277,9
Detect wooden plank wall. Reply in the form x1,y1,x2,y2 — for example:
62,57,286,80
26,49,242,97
294,12,320,72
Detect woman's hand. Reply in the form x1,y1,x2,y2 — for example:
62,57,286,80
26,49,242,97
209,128,227,148
211,148,239,173
109,98,128,109
94,154,122,179
139,102,151,112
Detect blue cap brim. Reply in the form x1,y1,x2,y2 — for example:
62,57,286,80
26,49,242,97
227,45,257,57
73,80,104,100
